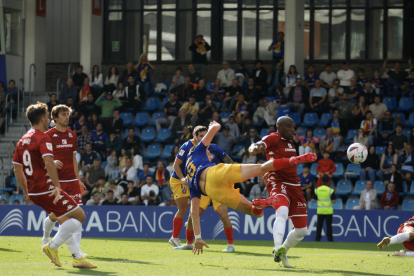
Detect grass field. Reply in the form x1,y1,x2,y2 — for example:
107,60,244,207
0,236,410,275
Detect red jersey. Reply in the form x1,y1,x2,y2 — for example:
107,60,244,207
262,132,300,184
12,129,55,194
45,127,78,182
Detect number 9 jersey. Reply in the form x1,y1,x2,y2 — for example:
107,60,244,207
13,129,55,195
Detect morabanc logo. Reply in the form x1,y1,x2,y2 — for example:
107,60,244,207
0,209,24,234
212,211,240,239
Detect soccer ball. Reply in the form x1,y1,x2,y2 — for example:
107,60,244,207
347,143,368,164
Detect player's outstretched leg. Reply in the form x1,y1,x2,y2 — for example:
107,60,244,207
169,197,188,247
378,231,414,249
217,205,235,252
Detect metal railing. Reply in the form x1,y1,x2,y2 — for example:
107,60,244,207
18,78,23,117
8,141,16,178
20,125,28,137
28,64,36,106
68,64,76,80
5,94,12,131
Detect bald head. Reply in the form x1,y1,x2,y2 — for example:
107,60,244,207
276,116,294,127
276,116,295,140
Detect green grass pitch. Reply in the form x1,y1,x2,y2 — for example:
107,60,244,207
0,236,411,275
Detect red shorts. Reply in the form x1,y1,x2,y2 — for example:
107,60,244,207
397,224,414,251
30,190,79,219
61,180,83,205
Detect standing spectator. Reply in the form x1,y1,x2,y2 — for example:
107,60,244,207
103,66,119,93
354,128,369,148
303,64,319,91
81,143,98,171
215,126,238,155
253,98,277,127
382,58,408,98
156,93,180,131
189,34,211,77
85,159,105,195
360,110,378,147
299,163,314,202
328,79,344,102
74,114,89,134
123,75,146,112
287,78,308,115
217,61,235,88
371,69,384,94
120,158,137,185
118,193,132,205
267,62,285,96
95,91,122,119
378,111,396,142
309,79,328,114
356,68,369,89
6,80,19,103
170,67,185,91
378,144,398,181
194,79,208,102
337,62,355,89
118,62,137,87
268,31,285,71
170,77,194,103
124,181,140,205
197,94,216,125
380,183,399,210
313,177,336,242
46,93,60,113
384,164,404,193
316,151,336,188
105,149,118,177
353,95,369,124
106,132,123,156
251,60,268,92
89,65,103,95
360,146,380,183
243,78,260,110
154,161,171,203
388,124,408,156
188,64,201,84
90,123,107,158
353,181,378,210
249,176,269,199
232,94,250,124
105,109,123,136
319,128,341,155
134,53,155,93
72,65,88,89
296,128,320,155
123,127,141,151
399,144,414,183
369,95,388,121
79,78,97,106
59,78,78,104
244,127,261,152
112,82,125,101
139,175,160,206
77,125,91,153
101,190,118,205
320,64,337,90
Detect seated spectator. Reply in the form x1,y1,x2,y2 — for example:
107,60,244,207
83,93,101,119
161,193,177,207
112,82,125,102
206,111,224,129
123,127,141,151
194,79,208,102
188,64,201,84
399,144,414,183
106,109,123,136
360,146,380,183
285,65,301,91
369,95,388,121
337,62,355,88
384,164,404,193
267,62,285,96
404,68,414,98
175,126,192,146
296,128,320,155
90,177,109,197
309,79,328,114
118,193,132,205
388,124,408,156
180,94,199,127
105,149,118,177
0,199,6,204
244,127,261,152
77,125,91,153
123,75,146,112
354,128,369,148
353,95,369,124
371,69,384,94
89,65,103,95
170,67,185,91
156,93,180,131
139,175,160,206
90,123,107,157
95,91,122,119
319,128,341,155
103,66,119,93
299,163,314,202
81,143,98,171
345,78,360,100
353,180,377,210
378,144,398,180
138,163,153,187
320,64,337,90
79,78,97,106
118,62,137,87
117,148,130,170
243,151,257,164
125,180,140,205
327,110,342,141
13,199,20,205
225,115,240,138
235,63,251,84
232,94,249,124
0,81,6,99
46,93,60,113
222,79,243,112
379,111,396,141
362,82,376,104
106,131,122,157
131,146,143,170
6,79,19,104
86,193,104,206
85,159,105,199
208,78,225,111
243,78,260,111
251,60,267,92
356,68,369,89
171,77,194,103
154,161,171,202
287,78,308,115
170,109,191,141
168,146,179,165
304,64,319,91
72,65,88,89
316,151,336,188
274,86,285,105
59,78,78,104
66,97,80,124
360,111,377,147
119,158,137,185
249,176,269,200
0,95,8,132
101,189,118,205
197,94,216,125
253,98,277,127
382,58,408,97
134,53,155,93
217,61,235,88
328,79,344,102
380,182,399,210
89,113,102,133
215,126,238,155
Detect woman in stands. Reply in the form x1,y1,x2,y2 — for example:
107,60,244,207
384,164,404,193
296,128,320,155
360,145,380,184
90,65,104,95
353,95,369,125
285,65,301,92
104,66,119,93
378,144,398,181
135,53,155,93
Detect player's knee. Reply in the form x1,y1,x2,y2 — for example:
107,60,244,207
295,227,308,238
218,211,229,223
276,206,289,221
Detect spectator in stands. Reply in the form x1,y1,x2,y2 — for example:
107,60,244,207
106,109,123,136
0,81,6,100
400,144,414,183
384,164,403,193
244,127,261,152
103,66,119,93
89,65,103,95
171,76,194,103
154,161,171,203
189,34,211,77
369,95,388,121
304,64,319,91
81,142,98,171
170,109,191,140
90,123,107,158
90,177,109,198
77,125,91,154
74,114,89,134
379,111,396,141
360,146,380,183
268,31,284,71
404,68,414,98
320,64,337,90
251,60,267,92
242,151,257,164
328,79,344,103
217,61,235,88
119,62,137,87
46,93,60,113
138,163,152,187
409,128,414,148
249,176,269,200
13,200,20,205
125,180,140,205
287,78,308,115
380,182,399,210
309,79,328,114
389,124,408,156
299,163,314,202
119,158,137,186
235,63,251,84
86,193,104,206
253,98,277,127
0,199,6,204
156,93,180,131
360,110,378,147
85,159,105,197
139,175,160,206
337,62,355,89
175,126,192,146
134,53,155,93
105,149,117,177
362,82,376,104
378,144,398,181
180,94,199,127
72,65,88,89
194,79,208,102
123,127,141,151
353,95,369,124
118,193,132,205
216,125,237,155
207,78,224,111
327,110,342,142
222,79,243,112
168,146,179,165
316,151,336,188
206,111,224,129
59,78,78,104
112,82,125,101
79,78,96,107
354,128,369,148
123,75,146,112
225,115,240,138
0,95,7,132
371,69,384,95
83,93,101,119
101,190,118,205
356,68,369,89
131,146,143,171
382,58,408,98
232,94,250,124
170,67,185,91
353,180,377,210
243,78,260,110
296,128,320,155
346,78,360,100
319,128,341,155
188,64,201,84
95,91,122,120
67,97,79,124
197,94,216,125
267,62,285,96
90,113,103,134
285,65,300,91
6,80,18,107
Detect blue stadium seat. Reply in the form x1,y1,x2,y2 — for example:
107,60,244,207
101,161,107,169
382,97,396,111
1,177,17,192
265,97,275,103
133,112,149,127
206,82,215,91
260,128,269,138
332,163,344,178
123,128,138,138
374,181,386,194
120,112,133,126
375,146,386,156
345,129,358,144
220,112,231,122
310,163,318,176
9,195,23,205
143,145,161,159
160,144,175,159
289,113,301,126
159,97,170,111
313,128,326,138
297,163,304,175
10,177,18,186
299,128,307,137
231,144,245,160
408,181,414,196
308,200,317,209
400,181,408,196
277,106,290,118
143,97,160,111
318,113,333,127
153,82,169,96
402,199,414,211
0,194,6,202
346,163,361,179
333,198,343,210
396,97,413,112
154,128,171,142
345,199,360,210
352,180,366,196
301,113,318,127
402,129,411,140
392,113,405,125
335,181,352,196
406,113,414,127
141,128,155,142
148,112,165,126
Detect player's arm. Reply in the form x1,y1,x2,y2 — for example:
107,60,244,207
191,196,209,255
222,155,234,164
201,121,221,147
43,155,61,204
249,141,266,155
73,152,86,189
173,156,188,188
13,164,28,195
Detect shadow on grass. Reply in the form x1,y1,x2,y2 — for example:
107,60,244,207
0,248,21,252
242,266,391,276
66,270,118,276
87,256,155,265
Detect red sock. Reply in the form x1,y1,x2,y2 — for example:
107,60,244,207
272,158,293,170
199,209,204,217
224,227,234,245
252,206,264,215
186,229,194,245
172,217,183,239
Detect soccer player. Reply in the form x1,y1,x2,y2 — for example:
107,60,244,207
186,120,316,255
12,102,92,268
249,116,310,267
42,104,96,268
377,215,414,257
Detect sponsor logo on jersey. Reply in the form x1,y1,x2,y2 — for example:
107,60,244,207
179,150,185,156
297,202,307,208
281,184,286,194
22,138,31,146
285,143,296,152
62,139,67,145
288,143,292,148
46,143,53,151
212,211,240,239
53,134,58,137
269,151,274,155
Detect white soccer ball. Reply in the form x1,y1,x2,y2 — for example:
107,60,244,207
347,143,368,164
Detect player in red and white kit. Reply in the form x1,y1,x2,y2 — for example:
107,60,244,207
377,216,414,257
42,104,93,265
250,116,317,268
13,102,94,268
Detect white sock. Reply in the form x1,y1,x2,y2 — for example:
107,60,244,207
273,206,289,250
283,227,307,252
65,235,83,259
405,251,414,257
43,217,56,241
74,226,82,246
390,233,410,245
227,244,234,248
50,219,82,250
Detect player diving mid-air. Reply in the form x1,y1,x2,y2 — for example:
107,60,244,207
378,215,414,257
